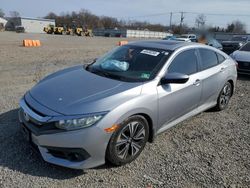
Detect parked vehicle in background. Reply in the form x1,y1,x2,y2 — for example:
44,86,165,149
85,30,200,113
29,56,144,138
230,42,250,75
73,27,93,37
43,25,55,34
171,37,192,42
207,37,223,50
221,36,249,55
43,25,93,37
19,40,237,169
162,35,177,40
196,34,222,50
181,34,197,42
53,27,65,35
15,26,25,33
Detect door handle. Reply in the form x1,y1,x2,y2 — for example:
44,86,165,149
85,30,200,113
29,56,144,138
193,79,201,86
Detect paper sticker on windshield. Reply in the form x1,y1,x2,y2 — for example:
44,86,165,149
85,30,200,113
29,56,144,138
141,50,160,56
141,73,150,79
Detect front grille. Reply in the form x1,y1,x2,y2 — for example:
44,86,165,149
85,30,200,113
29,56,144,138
237,61,250,70
24,98,46,117
19,109,64,136
20,108,44,127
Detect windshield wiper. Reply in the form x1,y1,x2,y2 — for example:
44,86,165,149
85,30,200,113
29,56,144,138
103,72,127,81
88,68,126,81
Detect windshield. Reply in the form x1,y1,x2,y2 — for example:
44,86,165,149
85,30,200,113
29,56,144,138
87,45,172,82
208,38,222,47
231,36,248,42
240,42,250,52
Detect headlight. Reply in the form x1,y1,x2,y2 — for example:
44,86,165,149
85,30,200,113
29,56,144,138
55,115,103,130
230,53,235,59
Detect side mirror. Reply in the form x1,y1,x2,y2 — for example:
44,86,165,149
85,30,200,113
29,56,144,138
160,73,189,85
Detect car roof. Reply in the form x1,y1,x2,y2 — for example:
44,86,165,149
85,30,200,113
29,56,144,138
181,34,195,36
174,37,191,41
128,40,198,51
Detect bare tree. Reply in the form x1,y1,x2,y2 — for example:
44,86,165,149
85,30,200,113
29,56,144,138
0,9,5,17
9,11,20,17
233,20,246,33
208,26,225,32
195,14,206,28
226,20,246,33
171,23,190,34
44,12,57,19
43,10,167,31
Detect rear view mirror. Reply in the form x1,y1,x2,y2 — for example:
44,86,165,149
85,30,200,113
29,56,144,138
161,73,189,84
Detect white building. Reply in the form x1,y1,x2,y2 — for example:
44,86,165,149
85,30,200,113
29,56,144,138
5,17,55,33
93,29,172,39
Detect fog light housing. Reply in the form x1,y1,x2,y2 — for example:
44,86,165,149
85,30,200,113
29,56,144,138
46,147,91,162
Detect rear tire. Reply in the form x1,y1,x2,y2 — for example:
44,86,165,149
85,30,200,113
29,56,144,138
106,115,149,166
214,81,232,111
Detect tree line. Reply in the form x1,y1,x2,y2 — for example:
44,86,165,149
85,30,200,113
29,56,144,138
44,9,167,32
44,10,248,34
0,8,248,34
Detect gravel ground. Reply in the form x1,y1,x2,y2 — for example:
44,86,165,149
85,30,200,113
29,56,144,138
0,32,249,188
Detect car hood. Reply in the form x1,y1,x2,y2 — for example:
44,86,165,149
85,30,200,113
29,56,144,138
29,65,143,116
221,41,242,45
232,50,250,62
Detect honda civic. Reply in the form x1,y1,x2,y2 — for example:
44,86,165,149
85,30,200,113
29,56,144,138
19,40,237,169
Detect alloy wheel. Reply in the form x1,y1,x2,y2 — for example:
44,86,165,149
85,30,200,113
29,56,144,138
115,121,146,160
219,83,232,108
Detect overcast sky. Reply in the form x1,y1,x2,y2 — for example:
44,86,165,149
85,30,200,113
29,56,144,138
1,0,250,31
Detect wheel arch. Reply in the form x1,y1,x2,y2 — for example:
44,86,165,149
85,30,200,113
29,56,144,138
133,113,155,143
227,79,234,97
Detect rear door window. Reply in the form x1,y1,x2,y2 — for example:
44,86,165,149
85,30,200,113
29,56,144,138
168,49,198,75
217,53,226,64
199,49,218,70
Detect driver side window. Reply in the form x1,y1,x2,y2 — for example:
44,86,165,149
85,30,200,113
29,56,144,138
168,49,198,75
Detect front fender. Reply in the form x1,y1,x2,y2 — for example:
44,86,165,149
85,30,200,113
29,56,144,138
97,93,158,138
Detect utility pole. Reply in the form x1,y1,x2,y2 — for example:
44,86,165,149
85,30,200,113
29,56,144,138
180,11,184,34
180,12,184,26
169,12,173,30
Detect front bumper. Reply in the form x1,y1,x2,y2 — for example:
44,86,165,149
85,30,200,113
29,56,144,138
238,69,250,75
18,107,112,169
237,61,250,75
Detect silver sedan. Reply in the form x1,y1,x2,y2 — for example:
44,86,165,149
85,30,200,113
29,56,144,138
19,40,237,169
230,42,250,75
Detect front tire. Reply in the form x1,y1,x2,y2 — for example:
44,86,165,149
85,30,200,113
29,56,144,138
215,82,233,111
106,115,149,166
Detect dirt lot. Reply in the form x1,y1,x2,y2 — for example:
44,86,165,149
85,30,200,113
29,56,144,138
0,32,249,188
